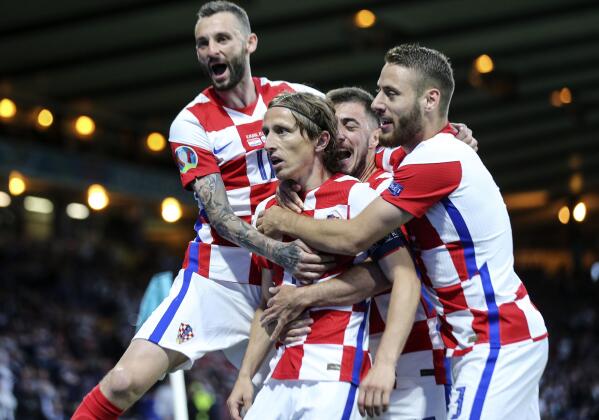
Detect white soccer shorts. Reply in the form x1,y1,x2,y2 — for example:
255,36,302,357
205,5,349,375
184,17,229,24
244,379,364,420
134,269,263,374
368,339,447,420
446,338,548,420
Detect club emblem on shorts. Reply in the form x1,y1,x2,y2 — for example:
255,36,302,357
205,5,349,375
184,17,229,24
387,181,404,196
177,323,194,344
175,146,198,174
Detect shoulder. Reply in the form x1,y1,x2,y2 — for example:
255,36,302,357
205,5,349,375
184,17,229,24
404,133,473,165
258,77,324,98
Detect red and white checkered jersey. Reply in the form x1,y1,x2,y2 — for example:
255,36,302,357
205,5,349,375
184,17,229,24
380,124,548,357
255,174,379,384
169,77,322,285
365,168,447,384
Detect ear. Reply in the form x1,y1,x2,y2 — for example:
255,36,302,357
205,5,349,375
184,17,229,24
247,33,258,54
423,88,441,113
315,131,331,152
368,129,380,150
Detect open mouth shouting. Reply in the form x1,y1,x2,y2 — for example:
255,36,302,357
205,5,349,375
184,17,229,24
209,61,229,83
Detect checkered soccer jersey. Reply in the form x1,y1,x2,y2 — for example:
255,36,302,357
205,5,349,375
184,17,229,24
365,168,447,384
254,174,379,384
379,124,548,357
169,77,321,285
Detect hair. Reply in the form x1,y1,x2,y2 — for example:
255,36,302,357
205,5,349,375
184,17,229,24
385,43,455,116
268,92,341,173
326,86,379,130
197,1,251,35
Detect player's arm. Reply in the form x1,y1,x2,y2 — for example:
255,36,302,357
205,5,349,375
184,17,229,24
226,270,276,420
358,246,420,417
259,196,413,255
260,260,390,340
193,173,333,280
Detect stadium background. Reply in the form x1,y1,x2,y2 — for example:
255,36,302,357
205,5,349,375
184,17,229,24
0,0,598,418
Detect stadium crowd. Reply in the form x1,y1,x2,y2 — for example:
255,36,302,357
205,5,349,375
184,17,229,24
0,230,597,419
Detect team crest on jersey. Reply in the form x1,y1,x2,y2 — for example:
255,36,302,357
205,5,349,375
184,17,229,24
176,323,194,344
388,181,404,196
246,131,266,147
175,146,198,174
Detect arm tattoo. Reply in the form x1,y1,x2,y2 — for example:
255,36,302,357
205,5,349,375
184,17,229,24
193,174,301,272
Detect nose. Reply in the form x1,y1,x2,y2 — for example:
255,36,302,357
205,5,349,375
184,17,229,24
264,131,277,152
207,38,220,57
371,92,385,115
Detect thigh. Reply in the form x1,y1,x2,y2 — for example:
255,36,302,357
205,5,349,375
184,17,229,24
135,270,260,370
447,340,548,420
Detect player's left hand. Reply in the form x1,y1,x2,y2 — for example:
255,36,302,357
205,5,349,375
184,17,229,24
358,361,396,417
279,313,314,344
452,122,478,152
227,375,254,420
261,285,308,340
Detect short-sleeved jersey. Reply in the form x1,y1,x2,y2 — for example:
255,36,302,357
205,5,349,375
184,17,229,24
380,124,548,356
169,77,322,285
255,174,379,384
365,168,446,384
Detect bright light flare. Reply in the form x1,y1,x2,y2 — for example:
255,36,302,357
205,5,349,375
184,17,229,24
161,197,182,223
87,184,109,210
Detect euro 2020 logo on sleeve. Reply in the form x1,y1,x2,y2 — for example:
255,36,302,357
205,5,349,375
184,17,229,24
175,146,198,174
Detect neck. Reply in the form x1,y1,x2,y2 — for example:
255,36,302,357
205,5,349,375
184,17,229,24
297,160,332,193
357,152,378,183
403,115,448,153
213,72,257,109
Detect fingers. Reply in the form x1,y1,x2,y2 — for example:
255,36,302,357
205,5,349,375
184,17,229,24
358,384,367,417
269,319,286,341
227,396,243,420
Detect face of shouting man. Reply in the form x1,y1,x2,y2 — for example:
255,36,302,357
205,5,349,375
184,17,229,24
195,11,256,91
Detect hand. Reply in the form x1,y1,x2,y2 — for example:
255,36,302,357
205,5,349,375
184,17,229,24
260,285,310,339
276,179,304,213
358,361,396,417
278,315,314,344
282,239,336,282
257,206,290,237
452,122,478,152
226,375,254,420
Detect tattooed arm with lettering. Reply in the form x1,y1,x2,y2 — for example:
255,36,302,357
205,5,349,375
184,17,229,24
193,173,333,280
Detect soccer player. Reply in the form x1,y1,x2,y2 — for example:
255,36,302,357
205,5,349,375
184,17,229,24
72,2,332,418
258,86,450,419
228,92,421,420
259,44,549,420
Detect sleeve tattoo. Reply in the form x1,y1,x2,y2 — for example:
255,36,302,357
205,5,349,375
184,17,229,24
193,173,302,272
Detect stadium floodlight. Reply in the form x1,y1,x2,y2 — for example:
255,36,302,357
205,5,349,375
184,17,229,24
0,98,17,119
161,197,182,223
87,184,109,210
8,171,26,196
24,196,54,214
66,202,90,220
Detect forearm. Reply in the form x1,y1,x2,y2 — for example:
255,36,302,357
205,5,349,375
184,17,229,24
238,307,273,379
279,212,364,255
374,267,421,366
194,174,300,269
299,262,390,307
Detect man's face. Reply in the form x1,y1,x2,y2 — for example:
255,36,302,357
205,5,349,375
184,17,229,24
263,107,316,183
334,101,376,177
195,12,249,91
372,64,424,148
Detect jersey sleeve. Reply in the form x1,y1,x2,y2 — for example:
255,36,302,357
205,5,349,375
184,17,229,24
381,161,462,218
347,182,381,218
169,108,220,189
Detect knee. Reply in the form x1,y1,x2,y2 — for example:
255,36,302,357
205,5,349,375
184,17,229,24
103,366,143,404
